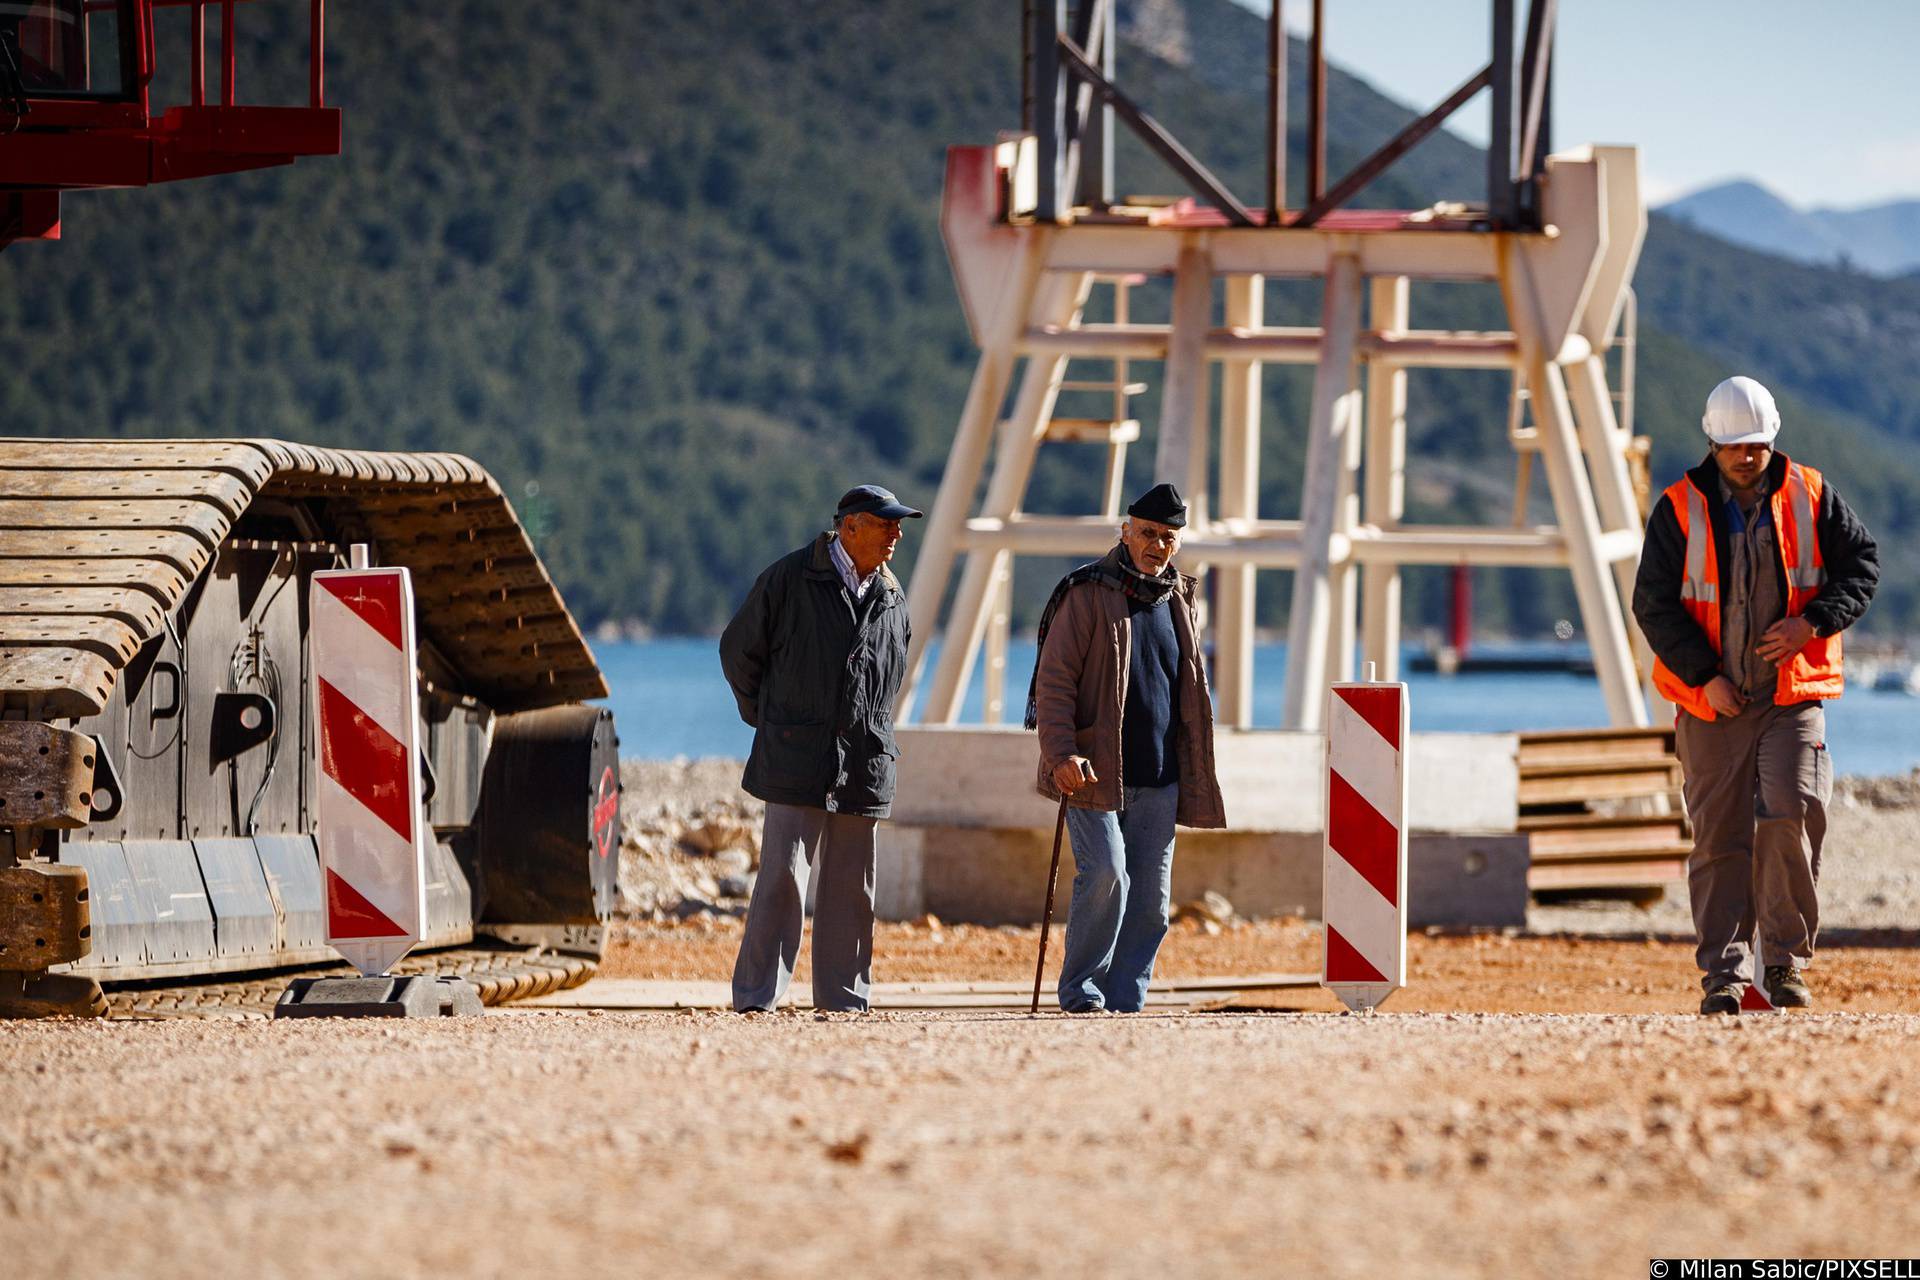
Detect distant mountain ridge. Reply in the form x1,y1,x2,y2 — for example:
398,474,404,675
1,0,1915,637
1660,179,1920,276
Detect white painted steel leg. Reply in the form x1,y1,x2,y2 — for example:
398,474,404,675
1523,354,1649,727
1154,242,1213,487
1215,275,1263,728
1101,277,1134,518
1361,276,1409,682
899,231,1052,720
981,559,1012,723
1101,443,1127,516
1331,388,1363,683
920,271,1092,723
1565,353,1657,700
1282,254,1363,731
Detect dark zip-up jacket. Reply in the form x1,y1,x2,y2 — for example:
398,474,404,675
1632,452,1879,689
720,533,910,818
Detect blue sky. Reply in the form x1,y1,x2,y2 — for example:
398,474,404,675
1232,0,1920,208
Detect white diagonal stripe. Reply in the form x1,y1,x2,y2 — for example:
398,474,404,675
312,583,409,739
317,770,425,940
1327,690,1403,827
1323,848,1404,985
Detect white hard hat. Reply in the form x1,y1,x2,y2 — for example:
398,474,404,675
1701,375,1780,446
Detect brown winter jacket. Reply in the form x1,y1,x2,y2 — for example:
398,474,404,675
1032,546,1226,827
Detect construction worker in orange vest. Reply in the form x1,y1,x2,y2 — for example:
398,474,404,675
1632,376,1878,1015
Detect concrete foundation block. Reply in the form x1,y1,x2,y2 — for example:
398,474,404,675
876,825,1531,929
922,826,1054,926
874,826,926,920
1408,833,1531,929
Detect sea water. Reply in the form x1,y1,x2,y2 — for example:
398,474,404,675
594,638,1919,775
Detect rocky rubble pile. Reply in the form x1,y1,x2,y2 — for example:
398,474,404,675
1834,770,1920,810
615,758,763,919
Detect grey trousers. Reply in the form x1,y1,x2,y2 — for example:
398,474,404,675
1675,699,1830,993
730,803,877,1012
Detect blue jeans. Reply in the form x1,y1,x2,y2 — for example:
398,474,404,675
1058,782,1178,1012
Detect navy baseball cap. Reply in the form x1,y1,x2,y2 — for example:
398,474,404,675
836,485,922,520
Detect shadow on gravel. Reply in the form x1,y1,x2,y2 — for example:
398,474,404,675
1813,927,1920,949
1509,927,1920,950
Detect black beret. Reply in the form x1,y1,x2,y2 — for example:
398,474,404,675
1127,482,1187,528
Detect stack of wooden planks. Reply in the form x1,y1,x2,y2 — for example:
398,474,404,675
1517,727,1690,900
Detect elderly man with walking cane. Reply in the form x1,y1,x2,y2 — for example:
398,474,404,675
1027,482,1226,1012
720,484,921,1013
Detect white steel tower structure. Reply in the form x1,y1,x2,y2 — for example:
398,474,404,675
898,0,1654,733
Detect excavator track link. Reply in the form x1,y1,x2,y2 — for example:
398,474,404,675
102,946,596,1019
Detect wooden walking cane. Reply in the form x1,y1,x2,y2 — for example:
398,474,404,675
1031,793,1071,1014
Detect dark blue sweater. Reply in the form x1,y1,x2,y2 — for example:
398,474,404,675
1122,596,1180,788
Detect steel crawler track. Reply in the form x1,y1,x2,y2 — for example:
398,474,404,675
102,946,597,1019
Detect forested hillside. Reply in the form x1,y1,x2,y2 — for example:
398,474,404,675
3,0,1914,636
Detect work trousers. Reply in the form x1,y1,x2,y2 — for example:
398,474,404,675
1676,699,1830,993
731,803,877,1012
1058,782,1178,1012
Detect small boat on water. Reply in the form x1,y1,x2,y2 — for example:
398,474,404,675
1411,642,1596,677
1868,662,1920,696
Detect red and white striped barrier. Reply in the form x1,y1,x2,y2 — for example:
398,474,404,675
311,558,427,977
1322,680,1409,1012
1740,927,1779,1013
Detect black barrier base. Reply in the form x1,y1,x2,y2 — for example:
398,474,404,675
273,975,484,1019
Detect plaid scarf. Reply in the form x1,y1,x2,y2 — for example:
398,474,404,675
1023,544,1179,730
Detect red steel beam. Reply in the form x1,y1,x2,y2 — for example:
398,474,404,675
1307,0,1325,202
1266,0,1286,220
222,0,235,107
310,0,323,107
1293,64,1492,228
1516,0,1557,182
189,0,204,107
1056,32,1256,228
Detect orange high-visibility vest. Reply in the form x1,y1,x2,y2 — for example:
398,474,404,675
1651,459,1842,721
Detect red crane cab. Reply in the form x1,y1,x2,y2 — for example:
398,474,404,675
0,0,339,247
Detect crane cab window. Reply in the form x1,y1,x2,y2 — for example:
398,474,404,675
0,1,130,98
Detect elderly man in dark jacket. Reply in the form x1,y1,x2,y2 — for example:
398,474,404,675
1029,482,1226,1012
719,485,919,1012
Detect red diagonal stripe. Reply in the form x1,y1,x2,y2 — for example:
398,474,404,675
317,677,413,843
1329,770,1399,907
325,867,409,939
319,571,405,652
1740,983,1773,1012
1335,685,1401,751
1325,924,1388,984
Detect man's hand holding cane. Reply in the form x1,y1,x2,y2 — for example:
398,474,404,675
1052,757,1096,794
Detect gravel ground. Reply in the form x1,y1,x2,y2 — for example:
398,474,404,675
6,1011,1920,1277
598,917,1920,1012
4,762,1912,1277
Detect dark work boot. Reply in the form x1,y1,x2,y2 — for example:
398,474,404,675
1699,984,1741,1016
1765,965,1812,1008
